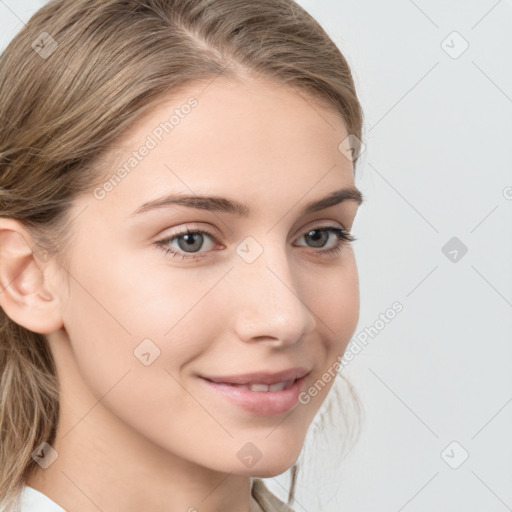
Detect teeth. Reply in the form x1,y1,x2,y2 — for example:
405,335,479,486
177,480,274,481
229,380,295,392
269,382,287,391
250,384,269,392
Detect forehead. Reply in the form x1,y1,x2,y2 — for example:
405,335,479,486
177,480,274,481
83,76,355,219
107,75,349,163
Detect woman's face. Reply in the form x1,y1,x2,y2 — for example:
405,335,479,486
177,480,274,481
51,76,362,477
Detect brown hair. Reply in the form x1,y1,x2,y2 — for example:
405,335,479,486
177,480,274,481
0,0,364,509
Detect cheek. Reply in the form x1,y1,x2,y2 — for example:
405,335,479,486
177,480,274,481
328,273,359,354
59,249,227,414
59,261,225,458
306,254,360,355
284,255,359,416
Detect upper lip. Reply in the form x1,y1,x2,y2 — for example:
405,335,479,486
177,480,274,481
201,367,310,386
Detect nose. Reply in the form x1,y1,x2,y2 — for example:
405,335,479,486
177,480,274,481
230,239,316,347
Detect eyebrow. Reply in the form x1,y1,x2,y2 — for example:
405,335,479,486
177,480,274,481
129,186,364,218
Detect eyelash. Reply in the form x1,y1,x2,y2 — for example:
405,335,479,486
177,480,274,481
153,225,357,262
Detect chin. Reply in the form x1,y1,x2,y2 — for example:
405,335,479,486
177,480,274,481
247,462,296,478
242,445,302,477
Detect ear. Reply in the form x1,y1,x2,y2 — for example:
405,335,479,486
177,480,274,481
0,218,64,334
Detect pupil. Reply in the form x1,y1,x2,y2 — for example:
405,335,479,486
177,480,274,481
179,233,202,252
306,229,327,248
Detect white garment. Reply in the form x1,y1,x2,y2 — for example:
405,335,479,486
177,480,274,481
1,485,65,512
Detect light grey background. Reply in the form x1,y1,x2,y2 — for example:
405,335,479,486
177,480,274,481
1,1,511,511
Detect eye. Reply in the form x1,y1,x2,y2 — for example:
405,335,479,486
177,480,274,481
153,224,356,261
294,225,356,257
154,226,217,261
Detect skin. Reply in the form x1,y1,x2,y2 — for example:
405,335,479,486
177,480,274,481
0,76,362,512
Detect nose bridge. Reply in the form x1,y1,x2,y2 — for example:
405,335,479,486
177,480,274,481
230,234,314,344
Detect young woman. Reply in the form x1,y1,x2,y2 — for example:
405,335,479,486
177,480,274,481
0,0,365,510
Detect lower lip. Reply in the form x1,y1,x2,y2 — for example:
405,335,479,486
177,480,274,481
199,376,307,416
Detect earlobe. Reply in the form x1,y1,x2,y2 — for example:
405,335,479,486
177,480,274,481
0,218,63,334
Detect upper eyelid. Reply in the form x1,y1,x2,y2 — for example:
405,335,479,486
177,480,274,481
162,219,348,235
159,221,350,246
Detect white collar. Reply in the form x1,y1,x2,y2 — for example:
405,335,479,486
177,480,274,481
19,485,66,512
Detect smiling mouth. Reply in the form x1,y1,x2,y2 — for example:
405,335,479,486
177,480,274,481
198,369,310,416
200,366,310,387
